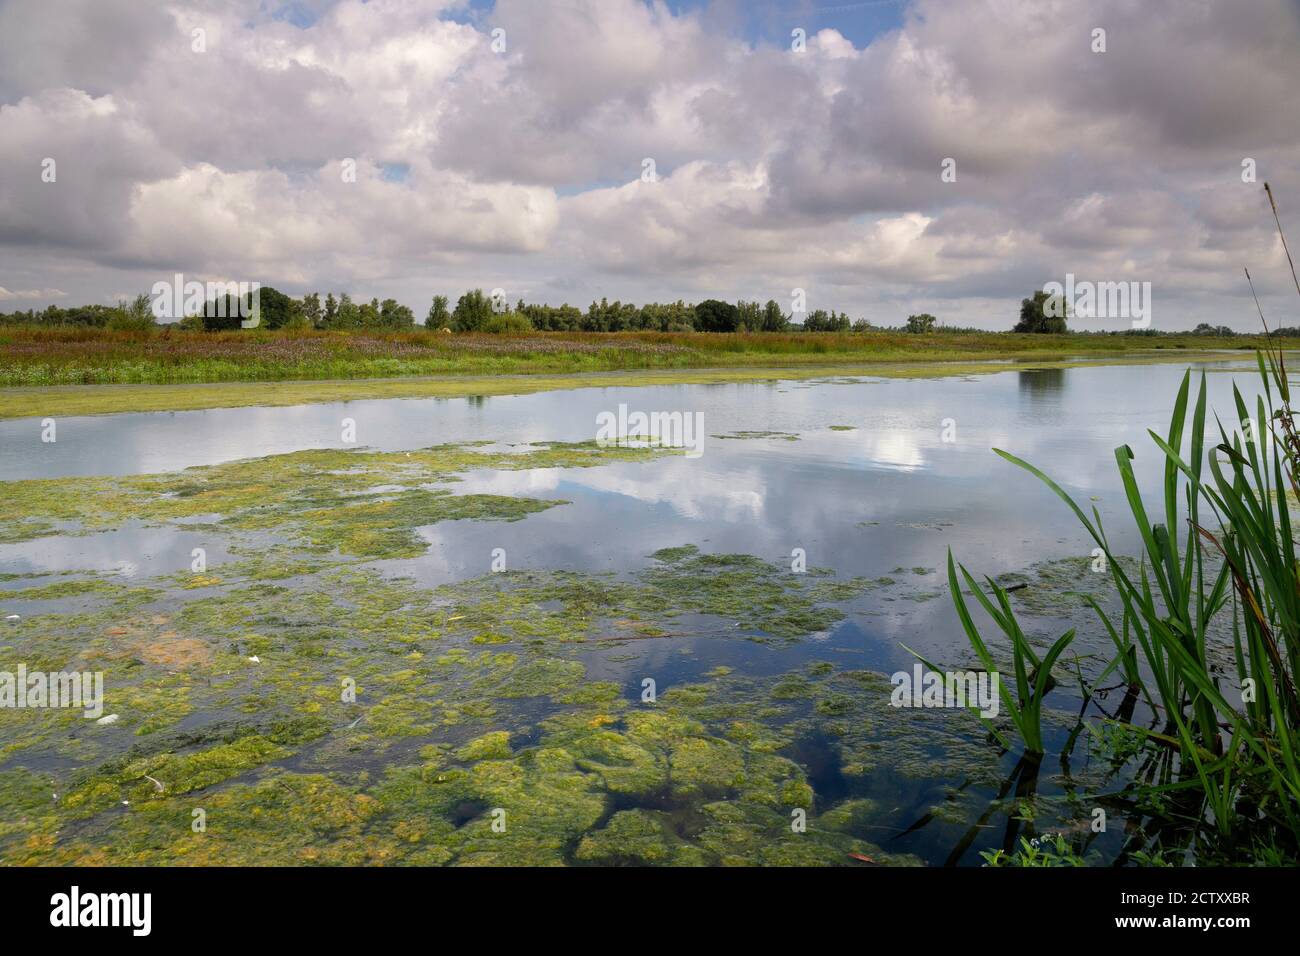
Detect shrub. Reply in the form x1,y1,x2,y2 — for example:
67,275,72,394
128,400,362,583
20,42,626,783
481,312,534,334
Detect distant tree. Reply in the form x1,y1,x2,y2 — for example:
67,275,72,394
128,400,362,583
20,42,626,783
357,297,381,327
905,313,937,334
735,300,761,332
1014,291,1069,333
380,298,415,329
107,294,156,332
521,302,582,330
1192,322,1235,336
323,293,338,327
802,309,849,331
452,289,494,332
695,299,739,332
282,298,309,330
335,293,360,329
301,293,322,328
761,299,788,332
851,318,872,333
426,295,450,328
200,294,244,331
252,286,294,329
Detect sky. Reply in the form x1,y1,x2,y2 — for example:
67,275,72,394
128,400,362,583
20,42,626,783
1,0,1299,330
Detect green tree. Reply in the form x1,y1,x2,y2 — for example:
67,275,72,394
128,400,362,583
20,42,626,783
357,297,380,327
301,293,322,328
1014,291,1069,333
761,299,788,332
736,300,761,332
452,289,494,332
803,309,830,331
335,293,360,329
323,293,338,327
905,313,937,333
282,298,309,330
107,294,156,332
200,293,245,331
252,286,294,329
380,298,415,329
695,299,739,332
426,295,450,328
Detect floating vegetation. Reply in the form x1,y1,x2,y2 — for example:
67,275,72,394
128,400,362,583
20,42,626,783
0,406,1143,867
1,650,959,866
710,430,801,441
0,440,680,554
0,515,962,866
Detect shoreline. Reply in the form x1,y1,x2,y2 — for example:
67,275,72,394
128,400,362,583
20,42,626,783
0,348,1263,420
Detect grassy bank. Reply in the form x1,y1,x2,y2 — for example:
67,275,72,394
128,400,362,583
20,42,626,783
0,351,1266,421
0,325,1285,388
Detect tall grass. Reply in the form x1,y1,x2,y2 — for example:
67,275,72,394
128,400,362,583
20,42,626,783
948,186,1300,862
3,325,1297,388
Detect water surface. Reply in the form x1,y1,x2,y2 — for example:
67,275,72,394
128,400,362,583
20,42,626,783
0,358,1265,865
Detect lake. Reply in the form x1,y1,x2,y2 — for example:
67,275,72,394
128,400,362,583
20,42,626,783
0,357,1264,866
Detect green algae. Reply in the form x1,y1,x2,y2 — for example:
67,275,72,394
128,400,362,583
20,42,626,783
406,549,875,647
1,632,975,865
2,578,120,601
711,430,801,441
996,554,1140,617
575,809,708,865
2,472,993,870
0,407,988,867
457,731,513,761
0,440,676,554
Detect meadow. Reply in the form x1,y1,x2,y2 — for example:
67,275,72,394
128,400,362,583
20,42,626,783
0,324,1287,389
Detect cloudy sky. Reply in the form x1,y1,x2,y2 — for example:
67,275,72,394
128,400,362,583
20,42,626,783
1,0,1298,329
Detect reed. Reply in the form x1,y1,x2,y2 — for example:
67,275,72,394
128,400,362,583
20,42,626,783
946,186,1300,862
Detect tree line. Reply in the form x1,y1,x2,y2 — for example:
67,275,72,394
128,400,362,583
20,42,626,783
0,287,1280,336
0,287,961,334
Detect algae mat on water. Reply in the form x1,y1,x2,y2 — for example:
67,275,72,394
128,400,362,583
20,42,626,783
1,435,989,865
0,428,1150,865
0,439,675,552
0,557,957,865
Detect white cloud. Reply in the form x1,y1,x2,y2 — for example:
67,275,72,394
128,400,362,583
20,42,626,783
2,0,1299,329
0,286,65,300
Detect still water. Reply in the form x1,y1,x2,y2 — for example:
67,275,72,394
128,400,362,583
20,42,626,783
0,358,1265,865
